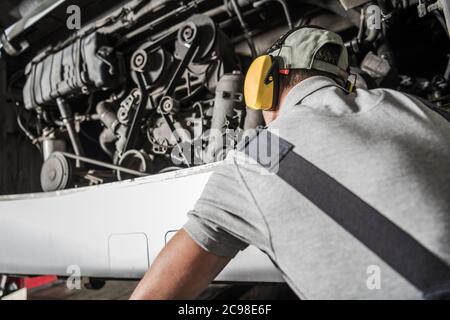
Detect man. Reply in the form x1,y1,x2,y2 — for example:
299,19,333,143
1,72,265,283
131,27,450,300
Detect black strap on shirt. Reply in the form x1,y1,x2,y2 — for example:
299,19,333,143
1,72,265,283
409,94,450,123
431,107,450,122
239,129,450,299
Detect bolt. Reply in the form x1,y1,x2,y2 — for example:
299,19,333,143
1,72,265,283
133,52,146,68
181,25,195,43
162,100,173,113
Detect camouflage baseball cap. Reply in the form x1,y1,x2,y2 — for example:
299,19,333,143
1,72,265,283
269,27,349,81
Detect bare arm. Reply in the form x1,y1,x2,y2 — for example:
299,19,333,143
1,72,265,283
130,229,231,300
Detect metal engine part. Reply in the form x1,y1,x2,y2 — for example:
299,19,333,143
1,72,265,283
117,150,152,181
23,32,121,110
119,14,240,169
40,152,73,192
3,0,448,192
204,72,245,163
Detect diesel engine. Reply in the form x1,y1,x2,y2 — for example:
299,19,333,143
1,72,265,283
1,0,448,192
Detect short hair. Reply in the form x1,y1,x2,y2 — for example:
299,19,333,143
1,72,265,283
280,43,342,91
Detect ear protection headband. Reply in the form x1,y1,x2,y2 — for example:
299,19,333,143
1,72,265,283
244,26,347,111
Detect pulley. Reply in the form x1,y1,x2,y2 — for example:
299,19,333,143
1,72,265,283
117,150,151,181
40,152,73,192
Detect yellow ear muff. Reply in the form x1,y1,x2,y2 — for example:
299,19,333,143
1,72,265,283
244,55,276,111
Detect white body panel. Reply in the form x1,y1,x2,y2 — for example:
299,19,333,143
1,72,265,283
0,163,283,283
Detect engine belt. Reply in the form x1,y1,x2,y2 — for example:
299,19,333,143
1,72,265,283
240,129,450,299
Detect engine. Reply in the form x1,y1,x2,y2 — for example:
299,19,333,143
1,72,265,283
8,0,449,192
23,11,248,191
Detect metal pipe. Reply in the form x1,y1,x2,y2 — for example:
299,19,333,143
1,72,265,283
60,152,148,177
275,0,293,30
253,0,293,30
357,8,365,43
444,57,450,81
346,2,381,54
205,72,244,163
433,10,450,38
17,111,37,143
364,1,381,43
229,0,257,58
365,27,380,43
56,98,84,167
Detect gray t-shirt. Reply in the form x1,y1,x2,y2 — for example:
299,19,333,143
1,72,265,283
183,76,450,299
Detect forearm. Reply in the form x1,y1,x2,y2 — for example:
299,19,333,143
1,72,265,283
130,229,231,300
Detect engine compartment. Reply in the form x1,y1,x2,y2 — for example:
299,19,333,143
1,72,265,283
2,0,449,192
